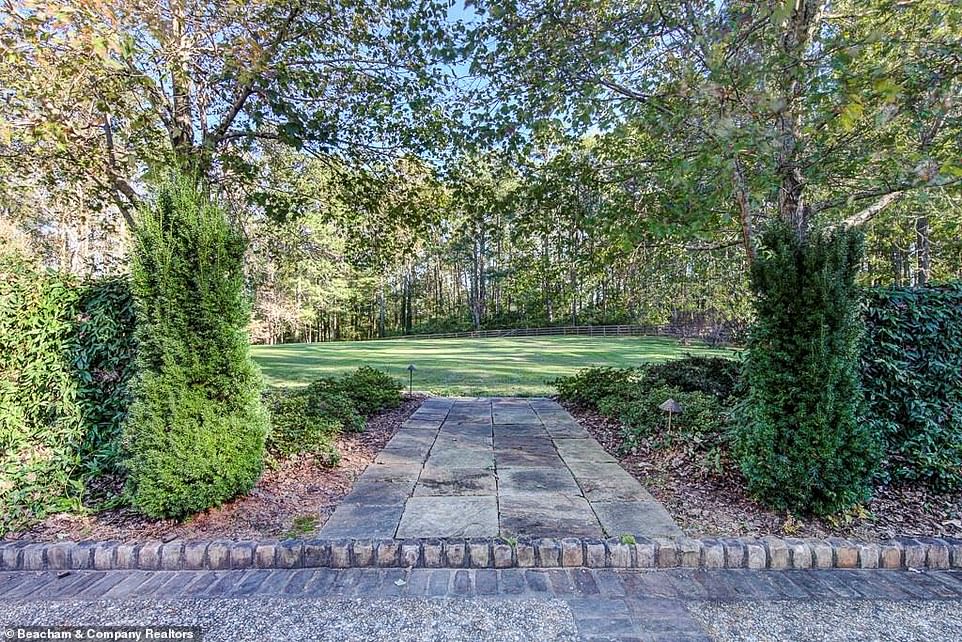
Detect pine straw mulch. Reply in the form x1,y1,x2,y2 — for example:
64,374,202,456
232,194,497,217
565,402,962,542
7,395,425,544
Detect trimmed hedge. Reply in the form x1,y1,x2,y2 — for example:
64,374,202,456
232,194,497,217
861,283,962,489
0,252,135,535
124,178,268,519
74,277,137,479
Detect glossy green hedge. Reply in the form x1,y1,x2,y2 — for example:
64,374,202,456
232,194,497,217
861,283,962,489
0,254,135,535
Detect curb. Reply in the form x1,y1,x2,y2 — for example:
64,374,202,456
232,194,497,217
2,536,960,572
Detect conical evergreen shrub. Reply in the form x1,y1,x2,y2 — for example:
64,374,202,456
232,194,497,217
124,177,267,518
734,222,880,515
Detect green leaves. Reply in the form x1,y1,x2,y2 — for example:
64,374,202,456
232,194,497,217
861,283,962,489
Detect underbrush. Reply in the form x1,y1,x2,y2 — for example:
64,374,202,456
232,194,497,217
265,366,402,465
553,356,740,479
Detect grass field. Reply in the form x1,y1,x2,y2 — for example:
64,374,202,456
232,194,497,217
251,335,738,397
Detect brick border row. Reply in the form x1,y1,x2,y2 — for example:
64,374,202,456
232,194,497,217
2,536,960,572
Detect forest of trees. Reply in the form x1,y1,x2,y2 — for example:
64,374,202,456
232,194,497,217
2,0,960,344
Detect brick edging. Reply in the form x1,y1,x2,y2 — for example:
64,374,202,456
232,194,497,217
2,536,960,572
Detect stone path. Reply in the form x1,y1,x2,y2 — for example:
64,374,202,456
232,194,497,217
2,568,961,641
320,397,680,539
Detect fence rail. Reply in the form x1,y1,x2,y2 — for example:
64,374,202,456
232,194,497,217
374,324,737,345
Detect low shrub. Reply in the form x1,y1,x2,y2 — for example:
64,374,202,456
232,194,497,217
334,366,402,416
304,383,365,433
599,385,728,453
552,367,642,408
265,390,341,465
861,283,962,490
646,356,742,401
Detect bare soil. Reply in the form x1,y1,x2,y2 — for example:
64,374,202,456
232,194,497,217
567,402,962,542
7,395,424,543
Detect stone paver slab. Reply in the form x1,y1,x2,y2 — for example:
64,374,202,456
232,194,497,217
400,419,443,430
493,410,541,424
319,504,404,538
494,448,565,468
341,479,416,505
397,496,499,538
414,467,497,496
592,500,683,538
567,462,653,501
497,467,582,496
492,434,556,453
374,446,431,467
493,424,550,439
358,463,423,483
499,494,604,538
426,444,495,469
542,423,590,439
555,438,618,463
385,431,438,450
439,423,492,439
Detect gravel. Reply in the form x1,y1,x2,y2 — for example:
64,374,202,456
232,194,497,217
689,599,962,642
0,596,578,642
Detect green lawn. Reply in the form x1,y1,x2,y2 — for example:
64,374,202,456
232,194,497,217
251,335,738,396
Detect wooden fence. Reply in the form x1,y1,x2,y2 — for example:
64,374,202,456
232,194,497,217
376,324,738,345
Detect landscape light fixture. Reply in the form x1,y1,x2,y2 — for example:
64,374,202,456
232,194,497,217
407,364,416,394
658,398,683,433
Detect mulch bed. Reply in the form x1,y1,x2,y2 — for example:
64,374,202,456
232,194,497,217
6,395,424,543
566,402,962,542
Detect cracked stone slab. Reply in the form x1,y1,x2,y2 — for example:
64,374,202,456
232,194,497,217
499,493,604,538
397,496,499,538
592,500,684,538
497,467,582,496
555,438,618,463
319,504,404,538
414,467,498,496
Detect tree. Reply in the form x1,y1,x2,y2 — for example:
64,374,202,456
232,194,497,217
471,0,962,256
0,0,459,227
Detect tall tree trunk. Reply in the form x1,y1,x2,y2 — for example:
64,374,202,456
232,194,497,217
915,215,930,286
